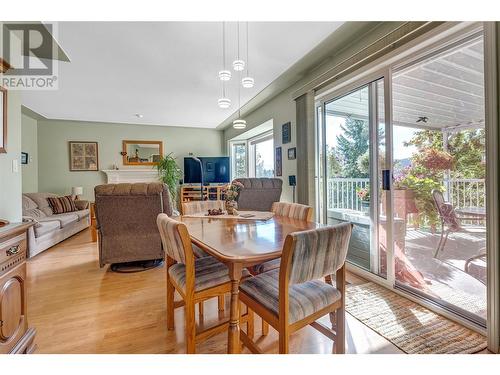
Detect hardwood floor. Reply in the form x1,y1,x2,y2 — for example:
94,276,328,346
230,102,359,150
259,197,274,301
26,228,403,354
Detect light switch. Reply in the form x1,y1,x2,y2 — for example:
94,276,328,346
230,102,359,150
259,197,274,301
12,159,19,173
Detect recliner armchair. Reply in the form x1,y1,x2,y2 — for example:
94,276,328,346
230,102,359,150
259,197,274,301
94,182,172,267
233,178,282,211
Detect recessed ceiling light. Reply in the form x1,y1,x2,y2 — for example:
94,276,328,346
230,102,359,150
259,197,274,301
135,114,143,118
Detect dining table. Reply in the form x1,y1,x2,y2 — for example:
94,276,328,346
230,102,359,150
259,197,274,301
179,212,322,354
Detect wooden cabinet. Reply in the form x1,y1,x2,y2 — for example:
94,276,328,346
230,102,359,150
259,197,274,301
0,223,36,354
180,185,226,202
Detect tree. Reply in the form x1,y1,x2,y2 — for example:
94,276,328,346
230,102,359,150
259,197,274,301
336,117,369,178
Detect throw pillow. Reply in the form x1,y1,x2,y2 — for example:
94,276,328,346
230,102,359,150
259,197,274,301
46,195,77,214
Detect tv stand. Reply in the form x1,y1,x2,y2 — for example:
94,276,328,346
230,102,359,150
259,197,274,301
180,184,226,202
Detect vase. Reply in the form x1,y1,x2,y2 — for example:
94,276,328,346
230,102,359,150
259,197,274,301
225,200,238,215
361,201,370,215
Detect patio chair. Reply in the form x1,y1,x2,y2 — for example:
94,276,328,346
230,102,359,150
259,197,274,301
432,189,485,258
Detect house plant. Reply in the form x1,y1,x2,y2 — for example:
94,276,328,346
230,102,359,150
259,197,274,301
155,153,182,209
356,185,370,214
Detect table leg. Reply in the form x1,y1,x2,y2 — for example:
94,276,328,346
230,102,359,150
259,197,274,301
227,263,243,354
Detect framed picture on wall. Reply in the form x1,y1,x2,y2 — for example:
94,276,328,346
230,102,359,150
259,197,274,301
287,147,296,160
0,86,7,154
282,122,291,144
275,146,282,177
69,141,99,171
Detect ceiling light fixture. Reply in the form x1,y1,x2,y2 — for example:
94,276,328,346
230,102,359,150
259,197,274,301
218,22,231,81
232,22,245,71
241,22,254,88
233,66,246,130
218,22,231,109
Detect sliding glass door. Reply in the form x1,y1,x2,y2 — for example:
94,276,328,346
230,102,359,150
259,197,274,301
319,78,387,278
317,31,487,326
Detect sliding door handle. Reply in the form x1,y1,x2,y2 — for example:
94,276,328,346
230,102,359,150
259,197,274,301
382,170,391,191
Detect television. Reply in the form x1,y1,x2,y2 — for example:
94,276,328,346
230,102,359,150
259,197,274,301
184,157,230,184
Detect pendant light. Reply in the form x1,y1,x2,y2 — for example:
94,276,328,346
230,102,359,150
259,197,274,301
218,22,231,81
233,70,246,129
232,22,245,71
241,22,254,88
218,22,231,109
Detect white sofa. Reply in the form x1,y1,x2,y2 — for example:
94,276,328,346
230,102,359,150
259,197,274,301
22,193,90,258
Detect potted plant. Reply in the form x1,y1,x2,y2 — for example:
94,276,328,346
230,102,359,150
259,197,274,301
356,186,370,214
155,153,182,210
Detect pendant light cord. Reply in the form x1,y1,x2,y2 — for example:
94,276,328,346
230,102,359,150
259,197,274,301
222,22,226,97
246,22,249,76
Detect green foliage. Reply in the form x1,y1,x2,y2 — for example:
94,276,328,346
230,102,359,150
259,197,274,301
155,153,182,201
336,117,369,178
326,146,342,177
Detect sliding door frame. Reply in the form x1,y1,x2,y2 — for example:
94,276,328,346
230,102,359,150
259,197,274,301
314,22,494,338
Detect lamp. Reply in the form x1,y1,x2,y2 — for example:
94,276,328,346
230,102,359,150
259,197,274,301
72,186,83,200
189,157,204,201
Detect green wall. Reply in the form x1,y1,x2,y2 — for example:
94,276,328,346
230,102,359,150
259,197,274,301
21,113,38,193
0,91,23,222
37,119,223,200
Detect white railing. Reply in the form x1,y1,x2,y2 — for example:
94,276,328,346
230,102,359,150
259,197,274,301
327,177,486,211
445,178,486,209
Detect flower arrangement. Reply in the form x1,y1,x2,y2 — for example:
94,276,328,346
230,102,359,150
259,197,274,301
224,180,244,202
356,186,370,202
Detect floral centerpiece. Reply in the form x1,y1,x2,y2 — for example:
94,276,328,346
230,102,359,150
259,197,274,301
356,186,370,214
223,180,244,215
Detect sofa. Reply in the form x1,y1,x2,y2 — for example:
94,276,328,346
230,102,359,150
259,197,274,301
233,178,283,211
22,193,91,258
94,182,173,268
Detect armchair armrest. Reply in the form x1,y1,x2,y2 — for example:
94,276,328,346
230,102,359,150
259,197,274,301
75,199,90,210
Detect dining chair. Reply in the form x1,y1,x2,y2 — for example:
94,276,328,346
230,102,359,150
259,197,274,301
251,202,313,335
181,199,227,312
157,213,252,353
432,190,486,258
239,222,353,354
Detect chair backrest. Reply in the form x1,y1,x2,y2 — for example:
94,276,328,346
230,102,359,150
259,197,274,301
271,202,313,221
233,178,282,211
181,200,225,215
94,182,173,265
432,189,461,228
156,213,193,265
282,223,353,285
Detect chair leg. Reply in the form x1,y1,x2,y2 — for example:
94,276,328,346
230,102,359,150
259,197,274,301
278,328,290,354
166,275,175,330
198,302,204,316
218,294,225,312
247,308,255,340
185,301,196,354
262,320,269,336
434,226,446,258
335,307,345,354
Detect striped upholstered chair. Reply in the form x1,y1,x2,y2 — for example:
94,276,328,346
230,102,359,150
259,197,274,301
239,222,352,354
253,202,314,274
157,213,251,353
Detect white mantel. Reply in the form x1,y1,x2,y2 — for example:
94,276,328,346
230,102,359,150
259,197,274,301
101,169,160,184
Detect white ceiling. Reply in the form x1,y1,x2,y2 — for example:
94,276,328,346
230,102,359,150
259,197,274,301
22,22,343,128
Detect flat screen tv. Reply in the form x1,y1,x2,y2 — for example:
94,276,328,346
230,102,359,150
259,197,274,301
184,157,230,184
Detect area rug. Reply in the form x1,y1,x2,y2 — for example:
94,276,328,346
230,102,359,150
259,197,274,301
345,282,487,354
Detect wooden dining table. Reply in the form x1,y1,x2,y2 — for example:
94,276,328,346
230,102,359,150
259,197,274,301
180,213,322,354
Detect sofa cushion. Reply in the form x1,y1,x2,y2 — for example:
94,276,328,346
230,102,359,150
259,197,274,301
24,192,58,216
22,195,47,218
47,195,77,214
75,209,90,221
38,213,79,228
34,220,60,238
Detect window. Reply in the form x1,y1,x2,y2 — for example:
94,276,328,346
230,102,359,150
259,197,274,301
229,129,274,179
251,134,274,177
231,142,247,179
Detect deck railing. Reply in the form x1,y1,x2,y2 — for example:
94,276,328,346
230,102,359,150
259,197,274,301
327,177,485,211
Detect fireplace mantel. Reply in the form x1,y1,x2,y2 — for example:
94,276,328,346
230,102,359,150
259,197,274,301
101,169,160,184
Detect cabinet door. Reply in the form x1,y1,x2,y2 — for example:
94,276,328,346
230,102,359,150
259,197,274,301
0,263,27,352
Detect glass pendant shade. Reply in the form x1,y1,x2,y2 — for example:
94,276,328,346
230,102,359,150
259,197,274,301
242,76,254,88
232,119,247,129
218,97,231,109
232,59,245,71
218,70,231,81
